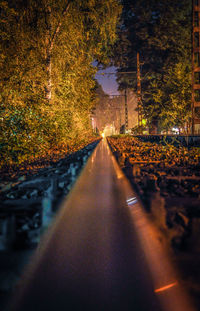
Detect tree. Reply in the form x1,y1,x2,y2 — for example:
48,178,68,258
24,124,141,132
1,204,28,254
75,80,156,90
152,60,191,133
0,0,121,165
113,0,192,133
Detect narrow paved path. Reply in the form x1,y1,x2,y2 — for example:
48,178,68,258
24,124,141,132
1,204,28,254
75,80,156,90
9,139,195,311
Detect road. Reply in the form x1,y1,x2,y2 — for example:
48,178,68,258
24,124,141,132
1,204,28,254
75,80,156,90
9,139,195,311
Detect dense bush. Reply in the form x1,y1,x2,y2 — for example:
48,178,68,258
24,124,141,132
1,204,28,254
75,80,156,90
0,0,121,166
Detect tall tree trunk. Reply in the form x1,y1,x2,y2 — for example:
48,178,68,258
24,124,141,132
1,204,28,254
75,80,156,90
45,3,52,101
45,1,71,102
46,47,52,101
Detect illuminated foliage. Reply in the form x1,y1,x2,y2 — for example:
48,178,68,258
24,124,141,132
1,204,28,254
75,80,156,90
0,0,121,165
151,61,191,132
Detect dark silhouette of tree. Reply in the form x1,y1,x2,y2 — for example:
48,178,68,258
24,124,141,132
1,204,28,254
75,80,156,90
113,0,191,133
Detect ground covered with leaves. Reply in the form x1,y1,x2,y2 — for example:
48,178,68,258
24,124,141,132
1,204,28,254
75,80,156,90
107,135,200,309
0,136,100,182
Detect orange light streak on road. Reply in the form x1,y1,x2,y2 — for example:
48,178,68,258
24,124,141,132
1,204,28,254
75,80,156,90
155,282,178,293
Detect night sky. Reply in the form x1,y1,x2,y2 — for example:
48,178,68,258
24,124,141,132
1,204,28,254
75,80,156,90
95,66,119,96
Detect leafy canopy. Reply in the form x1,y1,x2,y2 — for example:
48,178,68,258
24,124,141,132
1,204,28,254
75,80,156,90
0,0,121,165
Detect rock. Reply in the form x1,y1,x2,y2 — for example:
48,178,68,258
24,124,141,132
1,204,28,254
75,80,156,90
165,208,191,250
18,176,26,182
146,176,158,192
58,181,65,189
132,164,140,176
6,193,15,199
176,211,190,228
187,218,200,253
150,192,167,229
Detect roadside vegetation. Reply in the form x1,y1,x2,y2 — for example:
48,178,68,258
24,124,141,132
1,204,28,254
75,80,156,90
0,0,121,167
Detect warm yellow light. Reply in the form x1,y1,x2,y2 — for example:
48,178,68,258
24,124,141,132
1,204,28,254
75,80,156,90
142,119,147,126
101,133,105,138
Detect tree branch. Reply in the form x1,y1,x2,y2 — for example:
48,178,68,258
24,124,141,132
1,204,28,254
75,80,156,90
50,1,71,51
